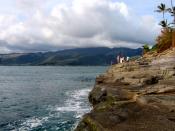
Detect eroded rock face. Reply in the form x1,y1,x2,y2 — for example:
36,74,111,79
75,51,175,131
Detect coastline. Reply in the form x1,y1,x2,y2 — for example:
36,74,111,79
75,50,175,131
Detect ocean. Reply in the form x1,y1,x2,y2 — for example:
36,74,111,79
0,66,107,131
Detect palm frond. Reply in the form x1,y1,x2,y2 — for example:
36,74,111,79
159,20,168,27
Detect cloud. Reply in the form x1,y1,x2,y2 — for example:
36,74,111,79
0,0,160,53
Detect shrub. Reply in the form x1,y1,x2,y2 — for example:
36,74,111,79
156,28,172,53
143,44,150,54
150,44,158,51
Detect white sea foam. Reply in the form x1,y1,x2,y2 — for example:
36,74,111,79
49,88,92,119
13,88,91,131
13,117,49,131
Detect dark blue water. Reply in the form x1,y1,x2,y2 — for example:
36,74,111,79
0,66,107,131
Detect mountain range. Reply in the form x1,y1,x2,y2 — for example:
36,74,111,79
0,47,142,66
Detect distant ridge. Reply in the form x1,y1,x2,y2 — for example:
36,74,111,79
0,47,142,66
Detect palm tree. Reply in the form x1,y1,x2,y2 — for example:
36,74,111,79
171,0,173,7
168,0,175,26
156,3,167,20
159,20,169,28
170,0,175,48
155,1,175,48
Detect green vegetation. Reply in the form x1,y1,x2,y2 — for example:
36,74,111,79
143,44,150,54
156,1,175,29
155,1,175,52
156,28,173,52
150,44,158,51
0,47,142,66
155,3,168,21
83,117,99,131
144,1,175,54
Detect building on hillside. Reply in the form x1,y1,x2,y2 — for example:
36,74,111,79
126,56,130,61
117,55,129,64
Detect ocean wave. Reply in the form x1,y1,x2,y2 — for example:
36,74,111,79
49,88,91,119
12,117,49,131
11,88,91,131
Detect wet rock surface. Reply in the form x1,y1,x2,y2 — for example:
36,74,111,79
76,50,175,131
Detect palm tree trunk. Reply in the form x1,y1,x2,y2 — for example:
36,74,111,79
171,0,175,24
171,0,173,7
170,0,175,48
173,29,175,48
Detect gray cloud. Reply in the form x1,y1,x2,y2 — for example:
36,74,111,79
0,0,160,53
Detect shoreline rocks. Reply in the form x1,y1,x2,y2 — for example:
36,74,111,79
76,50,175,131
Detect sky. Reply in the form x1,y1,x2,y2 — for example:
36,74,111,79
0,0,174,53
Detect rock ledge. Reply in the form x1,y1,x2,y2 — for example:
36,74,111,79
76,51,175,131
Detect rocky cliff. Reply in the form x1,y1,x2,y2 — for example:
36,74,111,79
75,49,175,131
